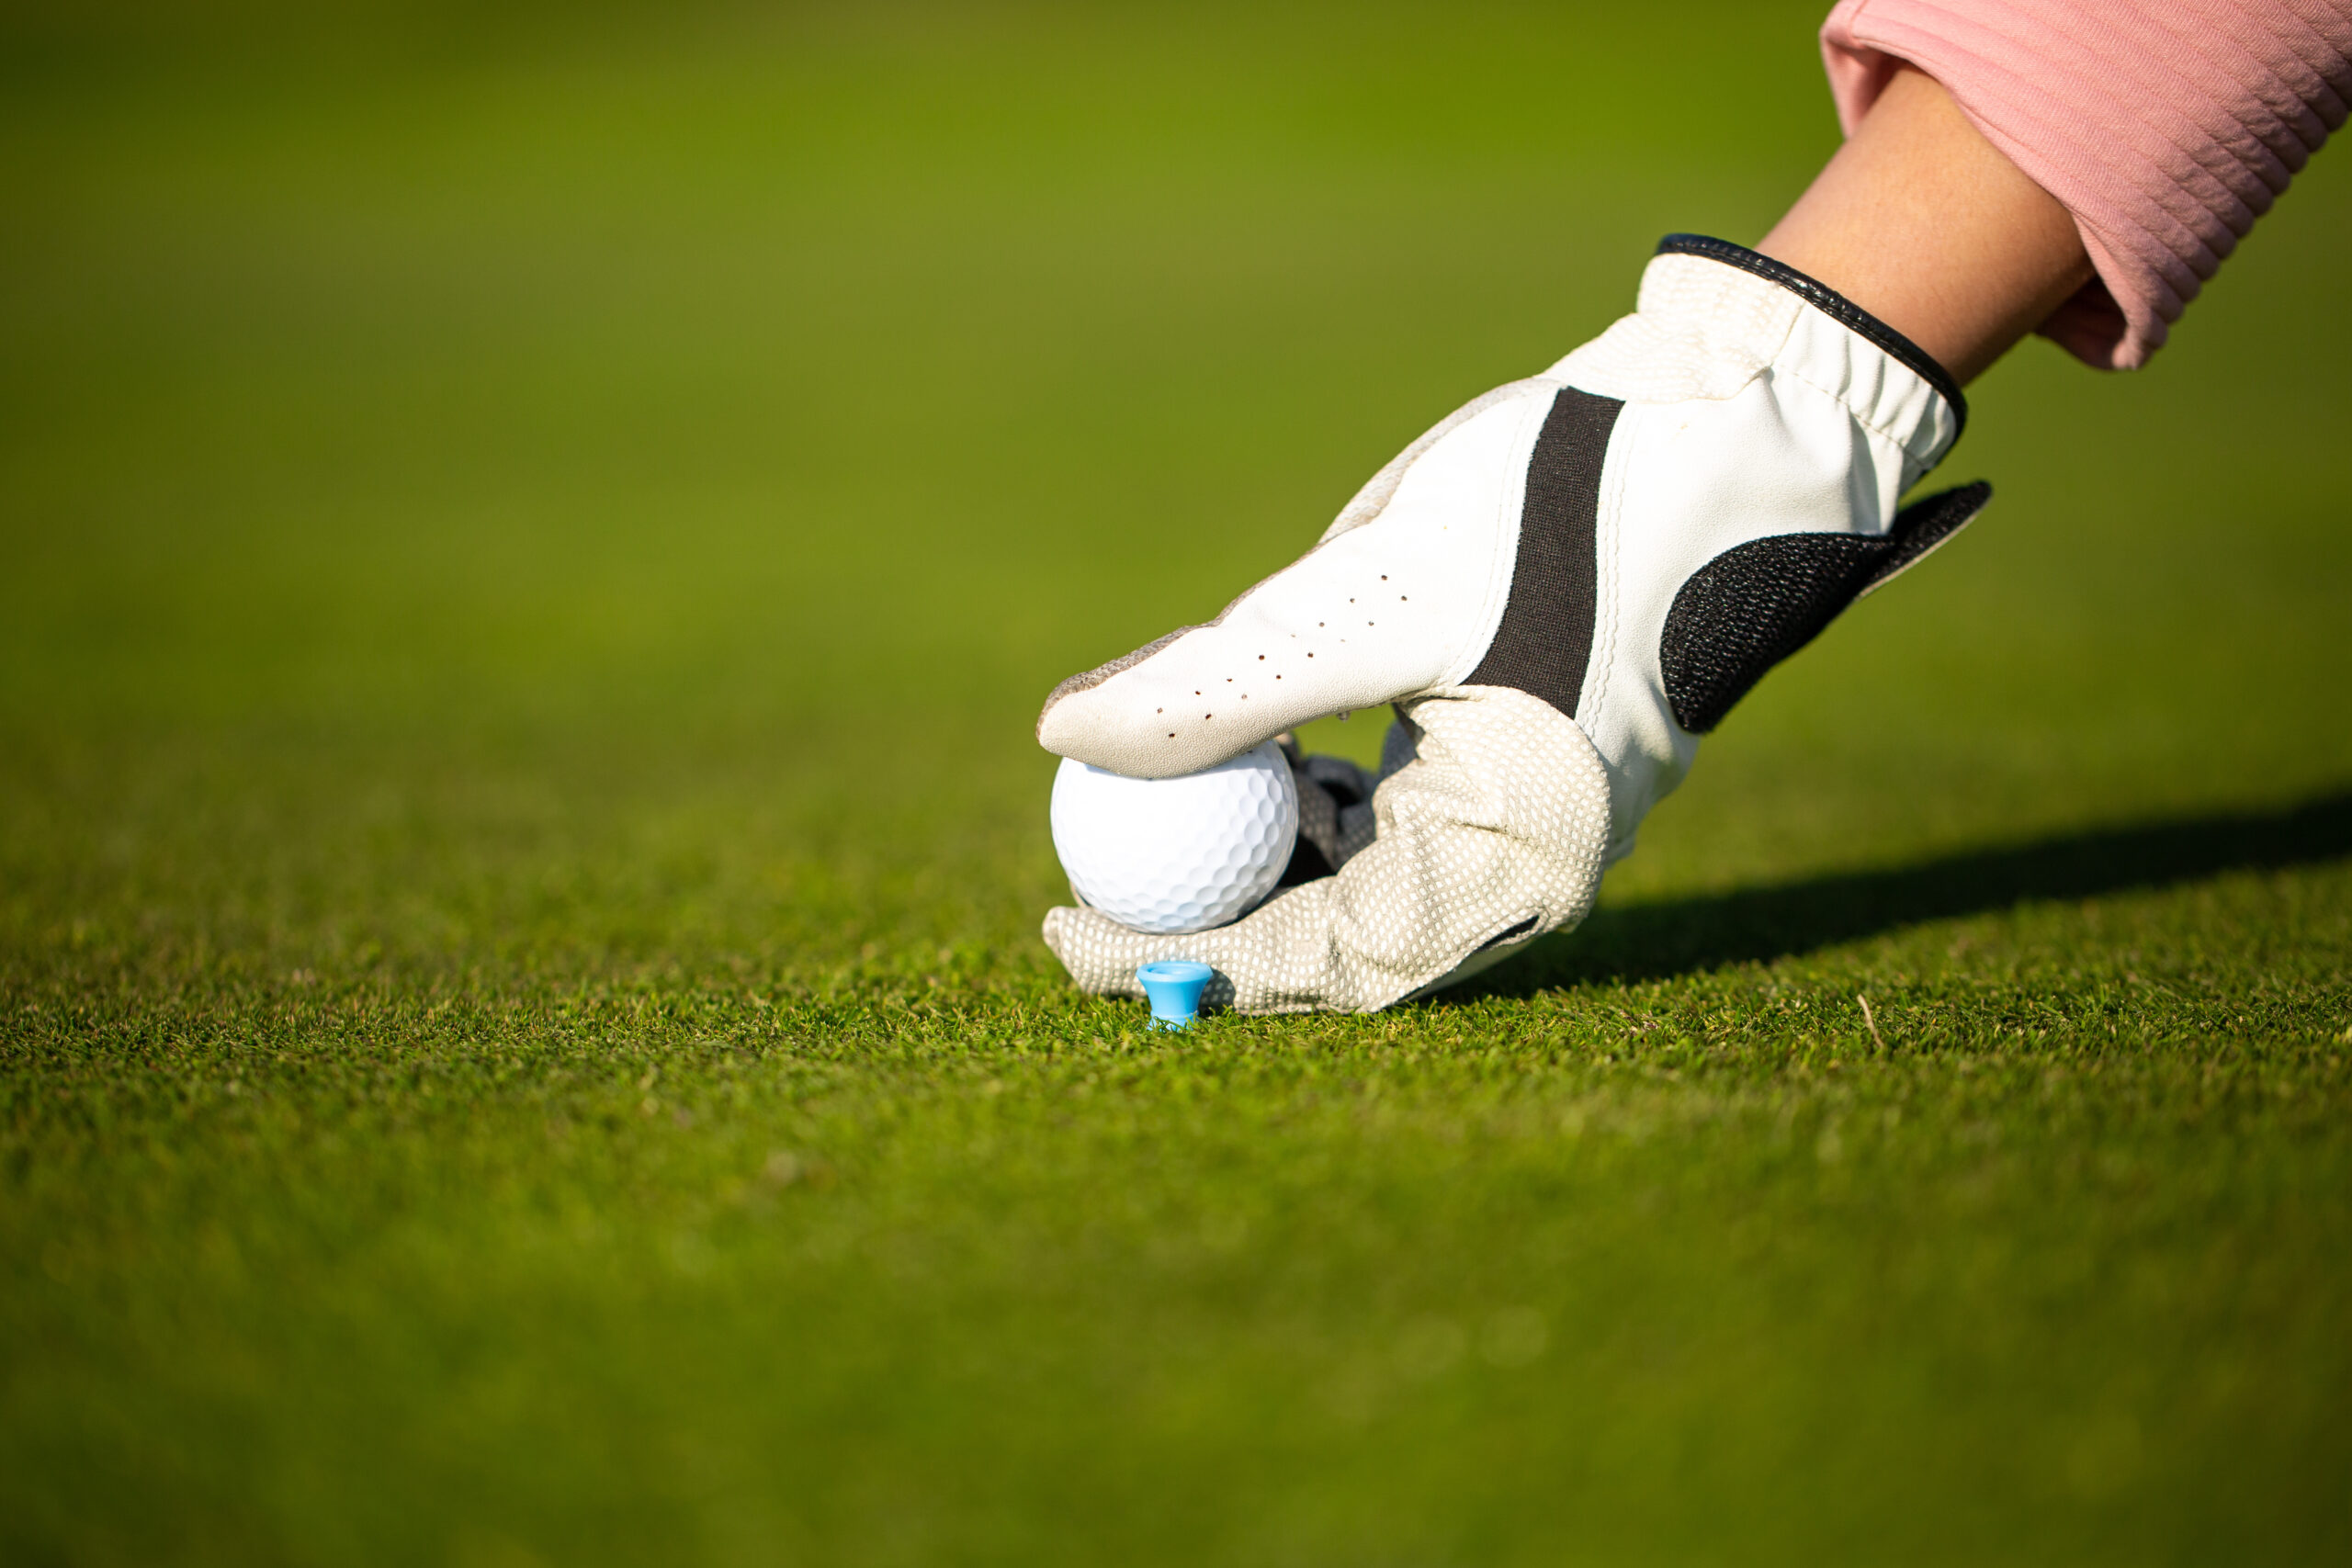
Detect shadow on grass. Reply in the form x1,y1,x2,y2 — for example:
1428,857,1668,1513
1470,788,2352,996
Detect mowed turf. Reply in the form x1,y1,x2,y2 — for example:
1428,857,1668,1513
5,3,2350,1562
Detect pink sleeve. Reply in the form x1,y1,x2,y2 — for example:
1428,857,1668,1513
1820,0,2352,368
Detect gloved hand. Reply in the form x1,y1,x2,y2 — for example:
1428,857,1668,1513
1037,236,1988,1014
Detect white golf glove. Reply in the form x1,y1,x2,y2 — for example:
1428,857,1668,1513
1038,236,1988,1014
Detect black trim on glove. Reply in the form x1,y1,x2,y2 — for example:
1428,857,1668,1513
1657,234,1969,438
1465,388,1622,718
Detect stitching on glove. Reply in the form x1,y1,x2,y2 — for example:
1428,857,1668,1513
1476,914,1540,952
1772,357,1952,475
1857,481,1992,597
1656,234,1968,440
1577,414,1634,738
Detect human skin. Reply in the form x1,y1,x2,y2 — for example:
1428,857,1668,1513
1758,62,2095,386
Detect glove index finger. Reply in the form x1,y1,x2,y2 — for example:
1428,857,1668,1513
1039,378,1552,778
1035,608,1390,777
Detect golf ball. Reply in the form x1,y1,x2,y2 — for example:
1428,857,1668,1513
1050,740,1299,934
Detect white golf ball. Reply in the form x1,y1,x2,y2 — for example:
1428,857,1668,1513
1050,740,1299,934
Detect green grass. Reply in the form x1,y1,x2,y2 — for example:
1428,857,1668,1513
5,3,2351,1562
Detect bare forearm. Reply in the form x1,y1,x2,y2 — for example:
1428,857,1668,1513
1757,65,2091,386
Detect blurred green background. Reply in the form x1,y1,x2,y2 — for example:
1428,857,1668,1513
4,3,2348,1562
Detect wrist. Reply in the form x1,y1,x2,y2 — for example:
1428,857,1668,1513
1756,63,2091,385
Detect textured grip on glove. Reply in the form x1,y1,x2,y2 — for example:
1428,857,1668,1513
1659,481,1992,734
1041,686,1611,1015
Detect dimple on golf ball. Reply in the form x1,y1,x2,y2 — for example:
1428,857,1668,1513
1050,740,1299,934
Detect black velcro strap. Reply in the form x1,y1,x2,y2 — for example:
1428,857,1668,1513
1659,481,1993,735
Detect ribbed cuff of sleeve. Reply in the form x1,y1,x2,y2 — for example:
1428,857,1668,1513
1820,0,2352,369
